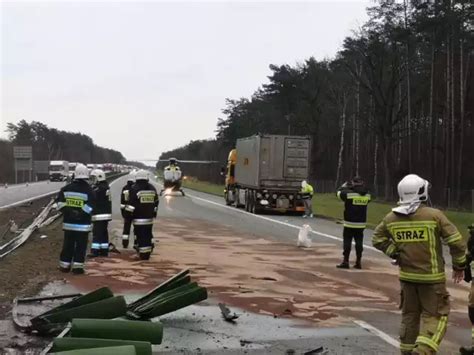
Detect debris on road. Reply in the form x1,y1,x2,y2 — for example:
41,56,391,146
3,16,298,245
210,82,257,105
51,337,152,355
218,303,239,323
52,345,137,355
303,346,324,354
70,319,163,344
126,269,208,320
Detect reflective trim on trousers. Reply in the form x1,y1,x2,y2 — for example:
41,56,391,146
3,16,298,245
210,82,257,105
91,242,101,249
343,221,366,229
139,246,153,253
399,343,415,352
92,213,112,221
122,235,129,240
100,243,109,249
59,260,71,268
72,262,84,269
63,223,92,232
133,218,154,225
57,202,66,210
120,204,126,209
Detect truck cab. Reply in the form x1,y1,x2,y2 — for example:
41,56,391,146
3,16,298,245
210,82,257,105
49,160,69,181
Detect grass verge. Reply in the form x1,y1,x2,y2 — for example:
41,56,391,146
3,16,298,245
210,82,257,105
182,179,472,237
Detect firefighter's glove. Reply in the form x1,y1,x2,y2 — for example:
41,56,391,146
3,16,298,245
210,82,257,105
122,239,129,249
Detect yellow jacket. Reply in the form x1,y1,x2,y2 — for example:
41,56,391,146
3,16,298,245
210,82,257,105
372,205,466,283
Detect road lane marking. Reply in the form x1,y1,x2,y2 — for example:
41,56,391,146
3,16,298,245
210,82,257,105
354,320,399,348
186,193,382,253
0,176,124,210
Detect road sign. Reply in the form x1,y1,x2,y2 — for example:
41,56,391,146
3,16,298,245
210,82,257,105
13,146,33,183
13,146,33,159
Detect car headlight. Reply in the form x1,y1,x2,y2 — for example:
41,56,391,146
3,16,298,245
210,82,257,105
272,194,278,199
256,193,262,198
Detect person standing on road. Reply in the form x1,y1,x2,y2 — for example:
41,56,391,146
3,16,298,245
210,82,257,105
121,171,136,249
89,169,112,257
301,180,314,218
336,176,371,269
372,174,466,355
460,224,474,355
124,170,159,260
55,164,96,274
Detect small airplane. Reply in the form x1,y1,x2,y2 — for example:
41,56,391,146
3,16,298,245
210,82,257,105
155,157,218,197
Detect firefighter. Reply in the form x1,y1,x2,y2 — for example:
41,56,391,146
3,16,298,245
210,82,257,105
336,176,371,269
301,180,314,218
89,169,112,257
121,171,136,248
372,174,466,355
124,170,159,260
460,224,474,355
55,164,95,274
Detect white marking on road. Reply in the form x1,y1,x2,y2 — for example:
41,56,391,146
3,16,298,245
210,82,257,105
186,193,381,253
354,320,399,348
0,176,124,210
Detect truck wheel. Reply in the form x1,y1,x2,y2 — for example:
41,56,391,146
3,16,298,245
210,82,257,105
234,189,240,208
225,192,232,206
244,190,250,212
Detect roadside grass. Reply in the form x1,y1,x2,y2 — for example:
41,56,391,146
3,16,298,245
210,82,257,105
182,179,473,237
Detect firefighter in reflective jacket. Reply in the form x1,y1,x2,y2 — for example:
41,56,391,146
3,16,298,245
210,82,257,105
460,224,474,355
124,170,159,260
121,171,136,248
372,174,466,355
336,176,371,269
89,169,112,257
55,164,96,274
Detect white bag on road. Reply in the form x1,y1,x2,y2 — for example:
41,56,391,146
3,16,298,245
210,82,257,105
297,224,312,248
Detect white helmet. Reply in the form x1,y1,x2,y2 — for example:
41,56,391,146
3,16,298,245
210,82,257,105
136,169,149,181
301,180,308,188
397,174,429,205
91,169,106,182
74,164,89,180
127,170,137,182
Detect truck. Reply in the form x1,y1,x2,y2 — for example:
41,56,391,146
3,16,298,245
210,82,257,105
49,160,69,181
224,134,311,214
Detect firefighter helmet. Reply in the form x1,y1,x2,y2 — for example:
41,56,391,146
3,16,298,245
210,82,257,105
397,174,429,205
136,169,149,181
74,164,89,180
127,170,137,182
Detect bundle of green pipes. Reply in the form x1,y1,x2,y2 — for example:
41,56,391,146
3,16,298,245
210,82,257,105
126,269,208,320
45,270,207,353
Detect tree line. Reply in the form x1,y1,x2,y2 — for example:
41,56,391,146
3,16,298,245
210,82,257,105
1,120,126,183
160,0,473,208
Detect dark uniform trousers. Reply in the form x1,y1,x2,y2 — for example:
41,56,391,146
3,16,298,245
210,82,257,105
342,227,364,261
91,221,109,256
60,231,89,271
134,224,154,260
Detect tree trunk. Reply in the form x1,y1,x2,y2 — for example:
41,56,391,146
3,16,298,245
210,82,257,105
429,39,436,182
404,0,412,172
373,135,379,197
355,62,361,176
335,93,347,189
397,82,403,169
444,32,451,188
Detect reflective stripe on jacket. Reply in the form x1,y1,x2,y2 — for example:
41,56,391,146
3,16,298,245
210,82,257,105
372,206,466,283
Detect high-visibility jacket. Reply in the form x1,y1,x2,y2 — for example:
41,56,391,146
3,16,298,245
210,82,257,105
301,184,314,199
56,179,96,232
125,181,159,226
92,181,112,222
372,205,466,283
337,186,371,229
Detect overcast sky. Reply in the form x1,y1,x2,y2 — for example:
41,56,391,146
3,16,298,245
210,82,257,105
1,1,370,162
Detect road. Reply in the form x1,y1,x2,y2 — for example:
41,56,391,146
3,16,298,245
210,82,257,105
72,175,467,354
0,180,64,209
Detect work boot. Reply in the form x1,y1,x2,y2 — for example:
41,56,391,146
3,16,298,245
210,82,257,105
72,268,85,275
99,249,108,257
354,259,362,269
460,346,474,355
336,261,350,269
59,266,70,273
